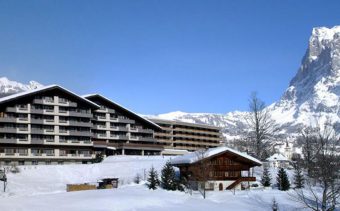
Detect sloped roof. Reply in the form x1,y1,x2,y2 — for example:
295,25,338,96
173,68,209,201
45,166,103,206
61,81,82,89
0,85,100,109
83,94,162,130
170,146,262,166
266,153,289,162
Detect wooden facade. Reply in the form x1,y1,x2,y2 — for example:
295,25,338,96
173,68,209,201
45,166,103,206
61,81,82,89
172,150,261,191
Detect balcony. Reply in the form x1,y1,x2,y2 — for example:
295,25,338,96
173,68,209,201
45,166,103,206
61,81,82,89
0,138,17,144
94,133,108,139
0,127,17,133
109,134,128,140
31,138,45,144
69,131,92,137
6,107,29,113
0,117,17,123
69,111,92,118
31,118,44,124
69,121,92,127
31,108,44,114
109,142,164,151
139,137,156,142
109,117,135,124
33,98,55,105
117,117,135,124
95,125,107,130
58,100,77,107
96,116,107,121
130,127,153,134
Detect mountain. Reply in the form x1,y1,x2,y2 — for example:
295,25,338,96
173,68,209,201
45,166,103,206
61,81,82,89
0,77,43,97
150,26,340,139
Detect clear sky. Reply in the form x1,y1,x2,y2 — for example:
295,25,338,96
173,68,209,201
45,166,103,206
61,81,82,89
0,0,339,114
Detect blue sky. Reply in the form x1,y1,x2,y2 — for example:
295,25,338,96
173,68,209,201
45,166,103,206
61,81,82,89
0,0,339,114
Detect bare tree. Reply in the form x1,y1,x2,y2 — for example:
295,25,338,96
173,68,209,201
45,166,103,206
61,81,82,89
194,148,211,199
246,92,278,160
293,121,340,211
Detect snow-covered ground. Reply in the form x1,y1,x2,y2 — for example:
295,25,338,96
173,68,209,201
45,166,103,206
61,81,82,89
0,156,305,211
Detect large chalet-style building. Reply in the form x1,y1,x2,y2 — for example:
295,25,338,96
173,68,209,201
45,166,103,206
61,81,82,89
83,94,163,156
171,146,262,191
0,85,99,165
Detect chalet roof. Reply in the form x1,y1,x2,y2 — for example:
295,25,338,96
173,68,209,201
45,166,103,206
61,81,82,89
0,85,100,109
83,94,162,130
170,146,262,166
266,153,289,162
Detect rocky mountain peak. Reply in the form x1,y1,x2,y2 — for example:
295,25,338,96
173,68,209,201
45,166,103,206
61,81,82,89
0,77,44,96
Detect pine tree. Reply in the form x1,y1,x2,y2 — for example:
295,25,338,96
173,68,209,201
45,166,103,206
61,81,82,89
293,163,304,189
277,168,290,191
161,161,177,190
147,166,160,190
134,173,141,184
261,166,272,187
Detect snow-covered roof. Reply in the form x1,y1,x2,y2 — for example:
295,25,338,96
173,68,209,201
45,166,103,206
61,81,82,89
170,146,262,166
0,85,100,109
83,94,162,130
266,153,289,162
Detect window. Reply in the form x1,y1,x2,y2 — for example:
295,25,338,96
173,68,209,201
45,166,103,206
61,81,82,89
45,149,54,156
59,150,67,156
44,96,54,102
4,148,15,155
18,149,28,155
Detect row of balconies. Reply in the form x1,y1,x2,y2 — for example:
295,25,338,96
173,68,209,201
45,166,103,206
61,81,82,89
0,117,93,128
5,107,92,118
93,133,155,142
33,98,77,107
95,108,115,113
31,128,92,137
172,139,221,146
0,152,93,159
0,138,91,145
172,128,221,136
32,119,92,127
31,138,91,145
93,125,153,134
173,134,222,141
94,116,135,124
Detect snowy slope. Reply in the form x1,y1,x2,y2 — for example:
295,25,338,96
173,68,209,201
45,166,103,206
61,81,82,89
150,26,340,139
0,77,43,97
0,156,304,211
2,156,169,197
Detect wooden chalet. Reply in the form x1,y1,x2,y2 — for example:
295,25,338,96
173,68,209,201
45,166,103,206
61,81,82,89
170,146,262,191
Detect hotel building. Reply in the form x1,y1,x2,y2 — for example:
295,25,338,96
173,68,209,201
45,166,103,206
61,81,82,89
84,94,163,156
0,85,99,165
149,119,224,155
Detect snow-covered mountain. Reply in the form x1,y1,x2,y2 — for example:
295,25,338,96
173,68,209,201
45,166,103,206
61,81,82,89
0,77,43,97
150,26,340,138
